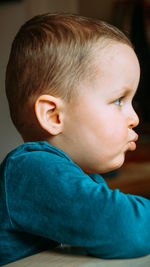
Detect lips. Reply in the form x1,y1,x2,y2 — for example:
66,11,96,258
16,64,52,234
130,134,138,143
128,134,138,151
129,141,136,151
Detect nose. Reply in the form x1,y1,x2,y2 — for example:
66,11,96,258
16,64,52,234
128,106,139,129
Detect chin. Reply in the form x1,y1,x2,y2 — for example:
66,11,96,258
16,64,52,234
87,164,123,174
113,158,125,170
82,154,125,174
101,157,125,174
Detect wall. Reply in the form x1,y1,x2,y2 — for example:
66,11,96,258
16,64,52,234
0,1,27,162
79,0,115,22
26,0,79,18
0,0,114,162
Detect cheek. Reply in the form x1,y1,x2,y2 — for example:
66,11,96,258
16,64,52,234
101,118,128,145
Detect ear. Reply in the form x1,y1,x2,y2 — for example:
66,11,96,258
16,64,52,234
35,95,64,136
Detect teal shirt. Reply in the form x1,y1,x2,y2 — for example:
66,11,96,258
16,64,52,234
1,141,150,265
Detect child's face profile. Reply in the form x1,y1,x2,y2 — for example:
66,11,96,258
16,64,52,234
60,43,140,174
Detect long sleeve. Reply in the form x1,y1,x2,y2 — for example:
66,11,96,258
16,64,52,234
1,141,150,264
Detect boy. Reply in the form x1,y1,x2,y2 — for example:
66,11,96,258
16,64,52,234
1,13,150,266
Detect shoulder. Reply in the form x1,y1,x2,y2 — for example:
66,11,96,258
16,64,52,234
6,141,71,161
2,141,86,184
3,141,73,169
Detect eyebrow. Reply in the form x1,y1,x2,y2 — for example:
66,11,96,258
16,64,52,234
112,87,134,96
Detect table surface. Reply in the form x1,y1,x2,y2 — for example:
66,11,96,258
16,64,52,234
4,246,150,267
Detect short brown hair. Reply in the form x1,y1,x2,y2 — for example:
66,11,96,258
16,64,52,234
5,13,132,138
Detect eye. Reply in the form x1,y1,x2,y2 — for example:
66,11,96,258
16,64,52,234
114,98,123,106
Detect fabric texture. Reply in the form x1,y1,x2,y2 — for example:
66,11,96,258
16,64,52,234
1,141,150,265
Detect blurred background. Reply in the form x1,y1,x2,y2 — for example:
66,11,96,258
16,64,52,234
0,0,150,169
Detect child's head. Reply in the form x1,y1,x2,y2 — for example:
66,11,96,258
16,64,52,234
6,13,132,136
6,13,140,173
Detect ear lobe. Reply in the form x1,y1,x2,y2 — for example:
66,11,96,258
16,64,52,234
35,95,63,135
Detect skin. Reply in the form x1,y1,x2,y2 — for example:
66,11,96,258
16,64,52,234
35,42,140,174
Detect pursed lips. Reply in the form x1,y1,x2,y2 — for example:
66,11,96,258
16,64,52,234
129,133,138,143
128,133,138,151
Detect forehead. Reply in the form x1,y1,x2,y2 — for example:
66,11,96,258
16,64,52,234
95,42,139,70
91,42,140,90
